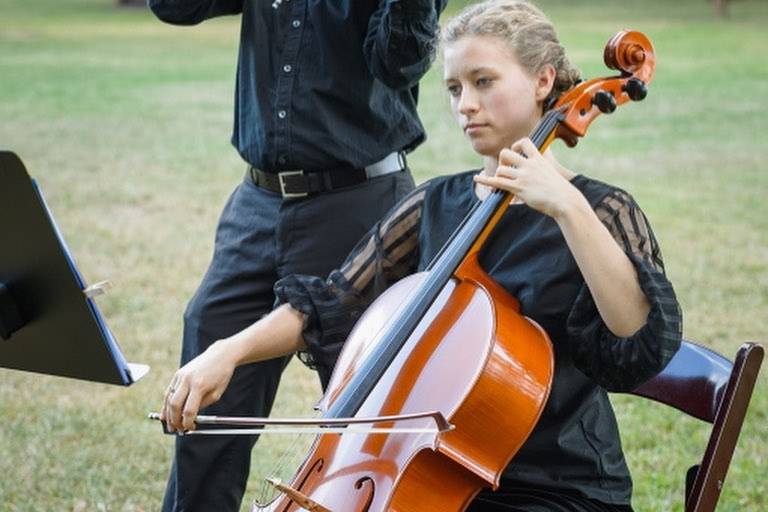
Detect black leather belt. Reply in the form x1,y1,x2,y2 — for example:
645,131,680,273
248,152,406,199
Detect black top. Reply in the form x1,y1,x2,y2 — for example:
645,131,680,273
274,170,682,506
148,0,446,171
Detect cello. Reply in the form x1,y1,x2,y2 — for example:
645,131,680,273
154,29,656,512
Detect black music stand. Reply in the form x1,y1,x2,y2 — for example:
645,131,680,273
0,150,148,385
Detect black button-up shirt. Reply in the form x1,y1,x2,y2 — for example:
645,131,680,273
149,0,446,172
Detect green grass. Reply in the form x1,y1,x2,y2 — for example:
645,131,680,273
1,0,766,509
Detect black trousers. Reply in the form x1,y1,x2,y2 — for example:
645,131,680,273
161,170,415,512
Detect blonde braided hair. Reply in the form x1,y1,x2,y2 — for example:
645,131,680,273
441,0,581,108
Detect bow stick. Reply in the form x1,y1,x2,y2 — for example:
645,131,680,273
147,410,454,436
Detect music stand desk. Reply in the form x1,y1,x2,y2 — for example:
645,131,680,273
0,150,148,385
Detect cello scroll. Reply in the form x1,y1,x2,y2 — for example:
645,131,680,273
553,30,656,147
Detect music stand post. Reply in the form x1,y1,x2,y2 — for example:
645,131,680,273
0,150,148,385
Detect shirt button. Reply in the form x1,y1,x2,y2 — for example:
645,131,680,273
278,156,287,165
283,64,292,73
292,20,301,28
278,110,287,119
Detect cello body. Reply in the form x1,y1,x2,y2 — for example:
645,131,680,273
254,260,553,511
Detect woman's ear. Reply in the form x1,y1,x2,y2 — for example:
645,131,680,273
534,64,556,102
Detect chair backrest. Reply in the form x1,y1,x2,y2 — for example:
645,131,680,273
630,339,763,512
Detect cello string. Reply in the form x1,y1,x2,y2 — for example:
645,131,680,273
259,431,297,503
258,418,319,503
424,199,483,271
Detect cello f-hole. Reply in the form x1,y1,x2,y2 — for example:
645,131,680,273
295,457,324,492
354,477,375,511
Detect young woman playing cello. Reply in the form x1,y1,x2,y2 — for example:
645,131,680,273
160,1,682,510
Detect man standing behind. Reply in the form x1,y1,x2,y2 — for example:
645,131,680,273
148,1,446,510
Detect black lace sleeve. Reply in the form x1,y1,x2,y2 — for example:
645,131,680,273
273,183,427,385
566,188,683,392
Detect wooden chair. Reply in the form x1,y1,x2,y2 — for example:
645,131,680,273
630,339,764,511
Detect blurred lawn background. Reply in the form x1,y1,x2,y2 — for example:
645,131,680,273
1,0,766,510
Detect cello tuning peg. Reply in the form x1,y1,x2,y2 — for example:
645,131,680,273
592,90,617,114
624,77,648,101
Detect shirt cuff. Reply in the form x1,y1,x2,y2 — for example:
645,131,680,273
274,273,364,387
566,256,683,392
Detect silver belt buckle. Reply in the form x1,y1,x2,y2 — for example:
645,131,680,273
278,170,307,199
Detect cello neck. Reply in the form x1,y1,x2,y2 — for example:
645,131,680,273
326,110,564,420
